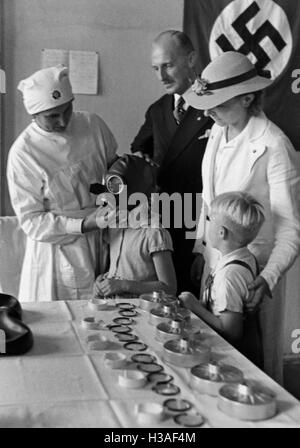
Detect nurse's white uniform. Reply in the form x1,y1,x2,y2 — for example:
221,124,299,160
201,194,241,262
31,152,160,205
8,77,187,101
7,111,117,302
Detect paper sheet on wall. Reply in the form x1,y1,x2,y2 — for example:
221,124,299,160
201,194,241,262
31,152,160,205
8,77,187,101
69,51,98,95
41,49,98,95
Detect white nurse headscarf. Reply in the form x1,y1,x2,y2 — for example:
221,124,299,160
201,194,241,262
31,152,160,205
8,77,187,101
18,65,74,115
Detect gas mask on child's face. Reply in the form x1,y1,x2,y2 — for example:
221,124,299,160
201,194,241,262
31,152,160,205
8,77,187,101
90,154,158,210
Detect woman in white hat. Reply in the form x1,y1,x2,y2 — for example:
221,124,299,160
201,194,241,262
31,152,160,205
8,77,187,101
7,65,118,302
184,51,300,384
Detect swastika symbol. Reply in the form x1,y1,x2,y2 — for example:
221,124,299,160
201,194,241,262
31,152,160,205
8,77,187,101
209,0,292,79
216,1,286,70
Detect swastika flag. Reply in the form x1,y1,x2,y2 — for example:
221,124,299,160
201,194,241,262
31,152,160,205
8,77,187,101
184,0,300,150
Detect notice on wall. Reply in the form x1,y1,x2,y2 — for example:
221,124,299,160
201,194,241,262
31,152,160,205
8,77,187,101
41,49,99,95
69,51,98,95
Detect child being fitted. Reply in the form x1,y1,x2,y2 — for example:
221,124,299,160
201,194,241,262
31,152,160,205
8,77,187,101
93,154,177,298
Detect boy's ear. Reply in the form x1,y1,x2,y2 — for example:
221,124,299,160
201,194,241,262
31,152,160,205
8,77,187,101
219,225,228,240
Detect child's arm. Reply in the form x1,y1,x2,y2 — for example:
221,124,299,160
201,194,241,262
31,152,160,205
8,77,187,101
95,250,177,297
179,292,243,343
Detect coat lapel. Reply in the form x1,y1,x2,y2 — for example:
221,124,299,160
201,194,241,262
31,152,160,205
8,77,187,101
160,106,210,170
202,126,222,205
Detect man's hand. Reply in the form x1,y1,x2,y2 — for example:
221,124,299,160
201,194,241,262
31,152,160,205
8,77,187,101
190,253,205,287
246,275,272,312
132,151,159,167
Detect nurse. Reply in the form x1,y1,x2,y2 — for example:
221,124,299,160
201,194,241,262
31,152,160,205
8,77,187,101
184,51,300,383
7,65,118,302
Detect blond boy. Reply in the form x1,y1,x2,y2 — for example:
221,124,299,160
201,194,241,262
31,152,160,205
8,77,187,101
179,191,265,366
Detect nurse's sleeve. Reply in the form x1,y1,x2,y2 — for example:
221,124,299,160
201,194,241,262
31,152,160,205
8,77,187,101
7,150,84,245
92,114,118,167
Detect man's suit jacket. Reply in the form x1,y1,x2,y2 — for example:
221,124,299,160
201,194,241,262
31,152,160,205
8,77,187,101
131,94,212,198
131,94,213,293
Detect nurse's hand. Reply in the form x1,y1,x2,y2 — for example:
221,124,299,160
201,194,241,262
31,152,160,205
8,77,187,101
82,203,128,232
82,205,114,232
190,253,205,287
97,278,126,296
246,275,272,312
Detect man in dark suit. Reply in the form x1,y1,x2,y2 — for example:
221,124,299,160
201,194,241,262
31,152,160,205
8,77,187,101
131,30,212,295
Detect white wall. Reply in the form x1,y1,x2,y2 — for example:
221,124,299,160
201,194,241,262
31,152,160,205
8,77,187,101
2,0,183,214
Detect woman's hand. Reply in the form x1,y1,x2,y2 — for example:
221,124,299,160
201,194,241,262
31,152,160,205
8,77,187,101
190,253,205,287
246,275,272,312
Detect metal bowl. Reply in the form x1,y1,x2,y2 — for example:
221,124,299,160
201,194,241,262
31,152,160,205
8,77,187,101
139,291,177,312
163,337,210,367
156,318,186,344
190,362,244,396
149,303,176,326
218,382,277,421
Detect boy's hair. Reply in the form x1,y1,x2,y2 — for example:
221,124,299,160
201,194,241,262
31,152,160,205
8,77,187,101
210,191,265,246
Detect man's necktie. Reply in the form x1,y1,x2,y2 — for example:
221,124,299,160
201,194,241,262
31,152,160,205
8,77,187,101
173,96,186,124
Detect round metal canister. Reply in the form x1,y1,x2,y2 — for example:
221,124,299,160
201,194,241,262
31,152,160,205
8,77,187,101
149,303,175,326
190,362,244,396
139,291,177,312
163,337,210,368
156,318,186,344
218,383,277,421
139,291,164,312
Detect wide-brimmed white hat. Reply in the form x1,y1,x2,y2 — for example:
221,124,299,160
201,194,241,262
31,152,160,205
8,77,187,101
18,65,74,115
184,51,273,110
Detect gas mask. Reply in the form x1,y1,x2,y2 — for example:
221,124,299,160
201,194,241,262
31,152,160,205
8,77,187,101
90,154,158,210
